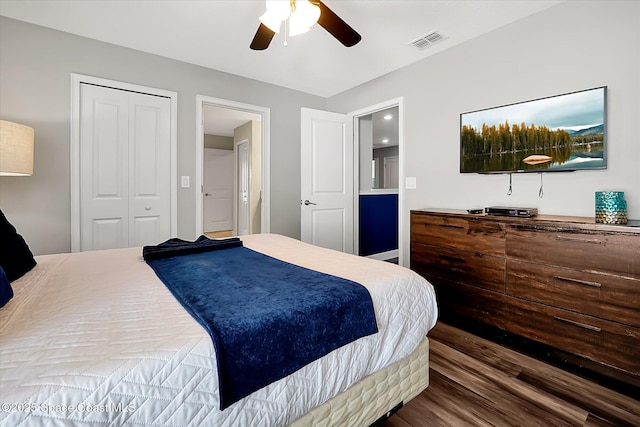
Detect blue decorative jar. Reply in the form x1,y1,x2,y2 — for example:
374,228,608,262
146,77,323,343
595,191,627,224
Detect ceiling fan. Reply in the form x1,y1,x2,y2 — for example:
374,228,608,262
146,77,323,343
250,0,361,50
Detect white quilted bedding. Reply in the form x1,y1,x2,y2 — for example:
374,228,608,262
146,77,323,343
0,234,437,427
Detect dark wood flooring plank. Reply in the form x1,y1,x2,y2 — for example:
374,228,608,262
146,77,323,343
433,322,640,425
381,323,640,427
517,369,640,426
393,370,497,427
427,323,523,378
380,413,412,427
430,341,587,426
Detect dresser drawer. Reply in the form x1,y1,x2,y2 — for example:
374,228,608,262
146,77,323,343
411,242,505,292
436,281,640,378
506,260,640,327
411,214,505,256
502,297,640,376
506,224,640,278
425,279,509,331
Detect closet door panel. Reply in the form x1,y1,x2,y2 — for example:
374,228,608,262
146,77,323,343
79,84,129,251
128,94,171,247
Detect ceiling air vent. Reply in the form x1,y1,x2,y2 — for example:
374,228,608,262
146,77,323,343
408,31,446,50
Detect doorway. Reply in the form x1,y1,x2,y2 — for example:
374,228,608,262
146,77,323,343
195,96,271,238
352,100,403,264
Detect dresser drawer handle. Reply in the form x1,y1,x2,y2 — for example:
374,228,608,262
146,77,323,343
554,235,602,244
555,276,602,288
553,316,602,332
438,224,465,230
438,254,466,263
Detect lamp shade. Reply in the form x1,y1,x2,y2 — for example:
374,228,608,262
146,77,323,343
0,120,34,176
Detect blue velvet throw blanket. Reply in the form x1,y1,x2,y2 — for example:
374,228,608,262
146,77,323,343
143,236,378,410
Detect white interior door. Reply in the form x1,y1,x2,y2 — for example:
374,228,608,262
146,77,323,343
236,140,250,236
79,83,171,251
203,148,233,232
128,93,171,247
79,84,129,250
300,108,354,253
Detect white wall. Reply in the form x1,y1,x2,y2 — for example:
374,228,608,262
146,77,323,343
328,1,640,265
0,16,325,255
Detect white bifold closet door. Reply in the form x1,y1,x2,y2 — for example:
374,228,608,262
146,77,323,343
79,83,171,251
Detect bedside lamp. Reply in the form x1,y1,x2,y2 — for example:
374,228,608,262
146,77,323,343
0,120,34,176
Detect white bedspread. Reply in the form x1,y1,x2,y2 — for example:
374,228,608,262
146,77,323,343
0,234,437,426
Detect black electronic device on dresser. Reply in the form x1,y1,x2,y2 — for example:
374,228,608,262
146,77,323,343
485,206,538,218
410,208,640,396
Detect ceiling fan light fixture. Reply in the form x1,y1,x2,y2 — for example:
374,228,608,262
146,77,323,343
265,0,291,20
288,22,310,36
260,0,292,32
259,10,283,33
288,0,321,36
251,0,361,50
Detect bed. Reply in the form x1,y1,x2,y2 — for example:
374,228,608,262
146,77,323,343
0,233,438,426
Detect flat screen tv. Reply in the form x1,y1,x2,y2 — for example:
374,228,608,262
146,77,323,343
460,86,606,173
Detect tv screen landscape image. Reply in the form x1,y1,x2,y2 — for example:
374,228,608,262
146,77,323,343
460,86,606,173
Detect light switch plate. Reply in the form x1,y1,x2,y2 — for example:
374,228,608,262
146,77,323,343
181,176,190,188
405,177,417,189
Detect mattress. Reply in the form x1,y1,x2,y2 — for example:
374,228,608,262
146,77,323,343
0,234,437,426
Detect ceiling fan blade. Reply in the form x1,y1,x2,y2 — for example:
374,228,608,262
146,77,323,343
316,1,361,47
250,23,276,50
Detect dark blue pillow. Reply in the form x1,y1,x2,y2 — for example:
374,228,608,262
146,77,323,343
0,266,14,308
0,209,36,282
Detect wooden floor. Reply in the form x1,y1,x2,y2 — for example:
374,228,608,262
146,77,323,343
381,322,640,427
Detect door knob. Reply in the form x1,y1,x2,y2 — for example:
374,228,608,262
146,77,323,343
205,193,211,196
145,206,151,211
303,200,317,206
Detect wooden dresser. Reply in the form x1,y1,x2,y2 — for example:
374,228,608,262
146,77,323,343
410,209,640,389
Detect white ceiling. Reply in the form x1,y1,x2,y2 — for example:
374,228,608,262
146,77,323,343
203,105,261,137
0,0,564,98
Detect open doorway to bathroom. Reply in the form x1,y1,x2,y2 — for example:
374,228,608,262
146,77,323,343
355,105,400,263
